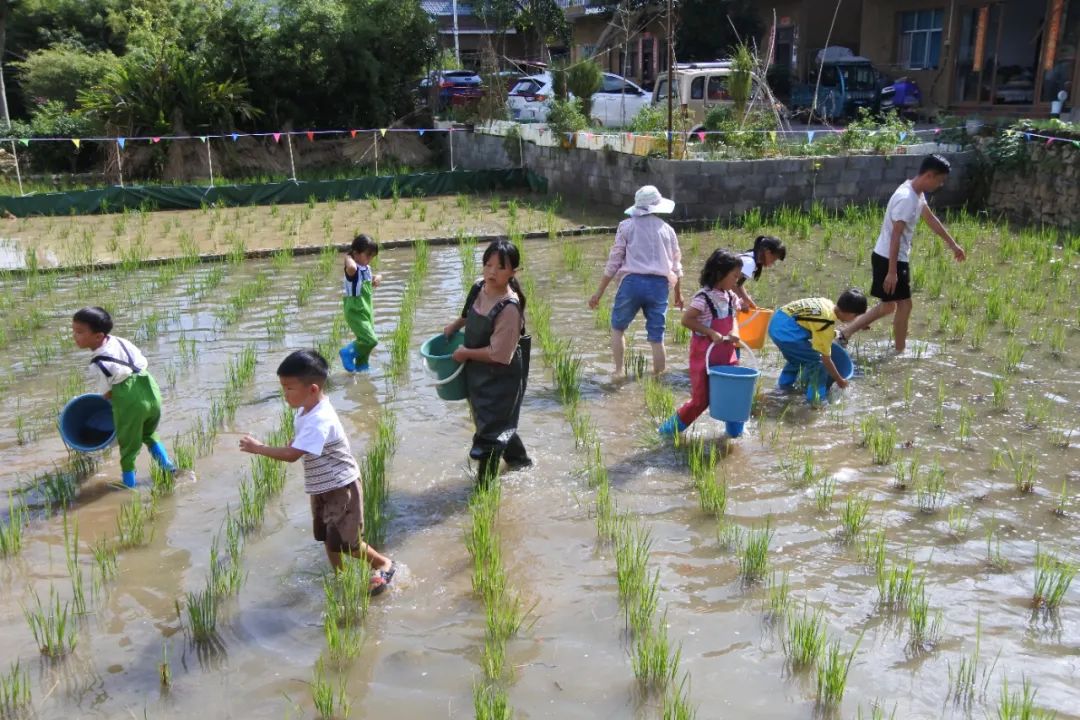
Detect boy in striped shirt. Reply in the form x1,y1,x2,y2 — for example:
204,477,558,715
240,350,395,594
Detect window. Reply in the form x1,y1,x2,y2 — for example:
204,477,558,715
600,75,641,94
691,77,705,99
898,9,944,69
706,75,729,100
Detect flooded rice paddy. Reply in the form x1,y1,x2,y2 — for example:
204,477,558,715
0,203,1078,719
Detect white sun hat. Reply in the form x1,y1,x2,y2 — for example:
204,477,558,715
625,185,675,216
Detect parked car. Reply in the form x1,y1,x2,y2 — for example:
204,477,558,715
419,70,484,111
651,62,762,133
790,47,918,121
507,72,652,128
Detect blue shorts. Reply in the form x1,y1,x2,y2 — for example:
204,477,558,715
611,273,669,343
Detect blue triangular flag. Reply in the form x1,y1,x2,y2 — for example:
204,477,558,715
1024,133,1032,141
117,137,126,149
418,129,425,136
231,132,239,142
807,130,815,143
899,131,907,142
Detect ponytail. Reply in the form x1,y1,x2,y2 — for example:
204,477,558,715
509,276,526,314
748,235,786,280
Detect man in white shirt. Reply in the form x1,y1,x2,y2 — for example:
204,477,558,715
840,155,966,353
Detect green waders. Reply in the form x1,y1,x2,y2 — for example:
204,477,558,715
110,372,164,473
343,279,378,366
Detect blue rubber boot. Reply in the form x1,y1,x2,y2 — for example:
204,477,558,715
725,421,745,438
149,441,176,472
122,470,137,488
658,413,689,436
354,362,370,372
338,344,357,373
778,365,799,390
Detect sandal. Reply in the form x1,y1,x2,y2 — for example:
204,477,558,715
368,561,397,597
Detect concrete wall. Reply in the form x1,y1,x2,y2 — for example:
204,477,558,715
453,131,975,220
985,140,1080,232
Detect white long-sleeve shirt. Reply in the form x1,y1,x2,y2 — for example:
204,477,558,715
88,335,148,394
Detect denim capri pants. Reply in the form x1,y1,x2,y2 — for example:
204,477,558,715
611,273,669,343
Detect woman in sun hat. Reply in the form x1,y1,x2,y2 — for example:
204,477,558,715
589,185,684,377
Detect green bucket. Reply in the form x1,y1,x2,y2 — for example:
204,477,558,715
420,331,468,401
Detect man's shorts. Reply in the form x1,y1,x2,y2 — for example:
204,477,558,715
310,480,364,553
870,251,912,302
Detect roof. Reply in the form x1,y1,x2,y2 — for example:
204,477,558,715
421,1,476,16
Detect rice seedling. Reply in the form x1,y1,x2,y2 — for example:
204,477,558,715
781,446,820,486
906,577,943,652
985,520,1010,573
481,634,507,681
643,378,676,425
860,416,897,464
150,462,176,498
265,306,287,339
23,586,78,657
208,539,245,599
91,536,119,586
947,616,997,707
933,379,946,428
159,641,171,689
969,320,988,351
814,475,837,513
614,522,653,607
116,493,153,548
996,676,1054,720
739,520,773,584
991,376,1009,412
716,522,745,552
0,661,30,715
1048,323,1066,355
764,572,791,622
1023,395,1051,428
1032,546,1077,610
551,343,583,405
0,493,27,557
631,613,680,690
783,602,827,669
662,674,696,720
838,493,871,541
311,659,351,720
623,345,648,379
957,404,975,446
816,635,861,708
947,505,974,538
876,558,915,609
473,682,512,720
914,460,947,514
179,586,219,642
1006,448,1038,494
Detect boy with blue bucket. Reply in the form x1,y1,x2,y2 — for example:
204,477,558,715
768,290,867,402
71,306,175,488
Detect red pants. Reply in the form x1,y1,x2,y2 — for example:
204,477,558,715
677,335,737,426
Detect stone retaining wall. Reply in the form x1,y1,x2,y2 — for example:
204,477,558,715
453,131,976,220
985,140,1080,232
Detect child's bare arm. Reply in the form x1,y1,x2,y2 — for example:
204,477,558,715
344,254,358,277
239,435,304,462
733,284,754,309
443,317,466,337
681,306,723,343
921,205,966,261
821,354,848,389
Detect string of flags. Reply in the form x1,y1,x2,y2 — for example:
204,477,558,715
0,127,446,147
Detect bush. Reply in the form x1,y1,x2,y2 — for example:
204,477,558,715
11,100,99,172
547,98,588,139
13,42,120,110
840,108,915,153
703,105,777,157
628,104,691,135
566,59,602,120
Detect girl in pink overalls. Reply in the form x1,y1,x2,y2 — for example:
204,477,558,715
659,249,745,438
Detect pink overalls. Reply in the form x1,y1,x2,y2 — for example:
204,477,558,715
676,290,739,427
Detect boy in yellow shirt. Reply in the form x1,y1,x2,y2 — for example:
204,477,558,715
767,290,867,402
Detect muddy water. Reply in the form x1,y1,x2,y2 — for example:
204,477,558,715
0,191,608,269
1,226,1078,719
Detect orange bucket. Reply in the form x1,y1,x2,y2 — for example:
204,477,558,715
736,308,774,350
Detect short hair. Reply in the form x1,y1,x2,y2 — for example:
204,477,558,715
919,154,951,176
350,233,379,256
277,349,329,386
73,306,113,334
836,288,868,315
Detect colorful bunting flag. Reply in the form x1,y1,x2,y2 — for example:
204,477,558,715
199,136,207,143
418,129,425,136
231,133,239,142
697,131,706,142
768,130,777,143
18,138,28,146
350,130,357,139
306,131,315,142
1046,138,1054,147
1024,133,1032,141
807,130,816,143
899,131,907,142
117,137,126,149
273,133,281,143
72,139,81,149
379,128,387,137
152,137,161,143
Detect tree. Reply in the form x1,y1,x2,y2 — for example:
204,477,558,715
13,43,120,109
475,0,567,62
566,59,602,120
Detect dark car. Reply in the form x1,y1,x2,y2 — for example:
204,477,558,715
419,70,484,110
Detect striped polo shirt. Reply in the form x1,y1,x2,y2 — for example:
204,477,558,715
290,398,360,495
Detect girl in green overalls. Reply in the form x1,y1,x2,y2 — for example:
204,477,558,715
339,234,382,373
71,307,175,488
443,240,531,483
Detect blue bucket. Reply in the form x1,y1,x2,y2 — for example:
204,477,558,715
831,342,854,380
420,332,468,401
708,365,760,423
59,394,115,452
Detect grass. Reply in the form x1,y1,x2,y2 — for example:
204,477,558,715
814,475,837,513
816,635,861,708
914,460,947,513
116,493,153,548
947,616,998,708
179,587,219,642
860,416,898,464
159,641,171,689
311,658,351,720
764,572,792,622
1032,546,1077,610
783,602,827,668
996,676,1054,720
23,586,78,657
1007,448,1038,494
631,613,681,690
876,558,916,609
906,577,943,652
838,493,871,541
0,493,28,557
739,520,773,585
0,661,30,715
663,674,696,720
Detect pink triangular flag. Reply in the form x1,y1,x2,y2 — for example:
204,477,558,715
1045,138,1054,147
306,131,314,142
350,130,357,139
697,131,706,142
273,133,281,143
152,137,161,143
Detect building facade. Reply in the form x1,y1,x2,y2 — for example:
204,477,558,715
560,2,671,90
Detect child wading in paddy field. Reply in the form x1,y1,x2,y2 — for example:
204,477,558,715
339,234,383,373
443,240,531,483
839,154,966,352
71,307,176,489
659,249,746,438
768,290,868,402
734,235,787,310
239,350,395,594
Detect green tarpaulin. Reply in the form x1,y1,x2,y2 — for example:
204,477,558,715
0,169,547,217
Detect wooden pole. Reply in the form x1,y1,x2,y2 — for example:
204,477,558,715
666,0,674,159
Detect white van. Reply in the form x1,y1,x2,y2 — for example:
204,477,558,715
652,63,760,133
